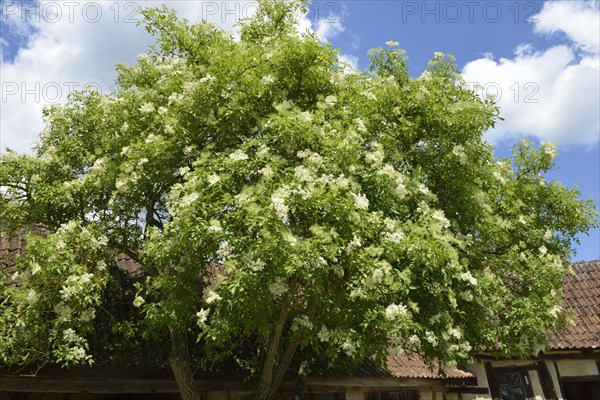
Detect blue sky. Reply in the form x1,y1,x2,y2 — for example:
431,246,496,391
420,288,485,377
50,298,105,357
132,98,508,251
1,0,598,260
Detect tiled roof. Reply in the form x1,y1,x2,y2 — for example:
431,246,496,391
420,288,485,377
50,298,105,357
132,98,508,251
312,353,474,380
550,259,600,350
0,229,27,270
360,354,474,379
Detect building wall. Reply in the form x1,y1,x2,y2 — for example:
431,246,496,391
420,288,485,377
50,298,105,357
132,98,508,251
461,355,600,400
554,359,598,378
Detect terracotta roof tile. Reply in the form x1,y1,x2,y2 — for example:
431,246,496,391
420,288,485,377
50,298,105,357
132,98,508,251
550,260,600,350
313,353,474,380
383,354,474,379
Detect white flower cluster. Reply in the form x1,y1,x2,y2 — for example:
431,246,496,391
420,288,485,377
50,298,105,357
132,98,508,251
79,308,95,322
342,339,357,356
139,102,155,113
353,193,369,210
298,111,312,123
385,231,404,244
207,174,221,186
259,165,274,178
268,277,289,298
389,346,405,356
208,219,223,233
317,326,331,342
355,118,367,132
270,186,291,220
460,271,478,286
431,209,450,228
63,328,81,343
448,341,472,356
366,261,392,287
377,164,396,178
365,149,384,165
217,241,231,261
261,75,276,85
345,235,362,255
294,166,312,182
416,86,429,101
183,81,200,94
291,314,313,332
318,174,349,189
60,273,94,301
31,263,41,275
133,295,145,307
199,74,216,84
541,142,558,159
363,91,377,101
70,346,87,361
26,289,38,304
322,95,337,108
179,166,190,177
196,308,210,327
144,133,160,144
385,303,408,320
549,305,562,319
284,233,298,246
297,150,324,166
203,286,222,304
168,92,184,105
408,334,421,348
255,145,270,158
452,145,467,165
425,330,437,346
419,70,432,81
248,257,265,272
493,171,506,185
229,149,248,161
179,192,199,209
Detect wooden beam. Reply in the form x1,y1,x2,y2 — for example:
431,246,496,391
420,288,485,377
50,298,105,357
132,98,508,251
559,375,600,383
447,387,490,395
539,352,600,360
0,375,253,393
305,376,476,387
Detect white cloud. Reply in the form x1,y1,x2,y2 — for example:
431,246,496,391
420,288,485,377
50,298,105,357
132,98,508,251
338,53,359,73
314,18,344,42
532,0,599,54
462,0,599,146
295,5,357,73
0,1,256,153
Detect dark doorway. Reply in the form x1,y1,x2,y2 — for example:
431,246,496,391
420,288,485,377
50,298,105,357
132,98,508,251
365,392,419,400
562,380,600,400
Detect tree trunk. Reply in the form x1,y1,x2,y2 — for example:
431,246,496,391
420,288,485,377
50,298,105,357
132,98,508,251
255,293,314,400
169,327,202,400
293,358,311,400
255,298,291,400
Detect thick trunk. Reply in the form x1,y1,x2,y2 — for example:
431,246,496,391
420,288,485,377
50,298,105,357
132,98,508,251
255,299,290,400
293,358,311,400
169,328,201,400
255,295,314,400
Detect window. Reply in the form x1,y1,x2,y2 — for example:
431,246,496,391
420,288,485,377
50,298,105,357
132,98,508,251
484,362,540,400
497,372,527,400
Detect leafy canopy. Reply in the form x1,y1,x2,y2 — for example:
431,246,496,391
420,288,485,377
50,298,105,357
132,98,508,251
1,0,597,376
